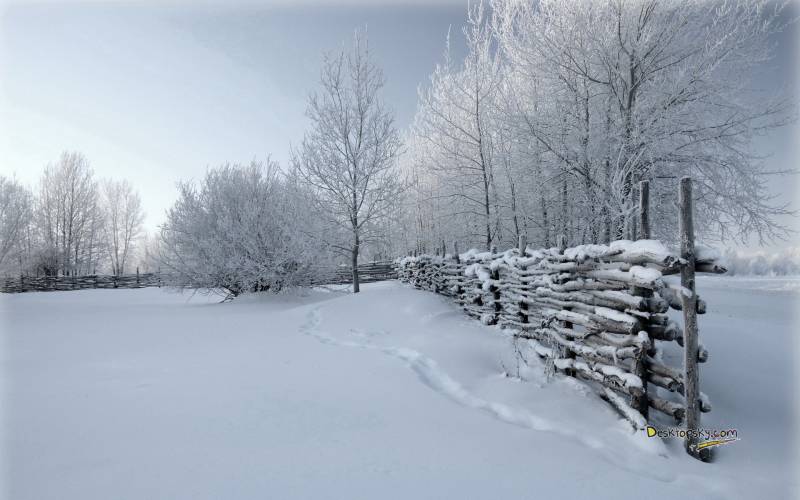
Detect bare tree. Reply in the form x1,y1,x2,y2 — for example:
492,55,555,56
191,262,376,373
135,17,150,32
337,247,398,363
36,152,104,275
293,30,403,293
102,179,144,276
403,0,795,250
0,176,33,273
413,4,504,251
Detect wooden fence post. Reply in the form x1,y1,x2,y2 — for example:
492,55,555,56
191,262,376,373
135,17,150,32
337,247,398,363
489,243,501,324
518,234,529,323
556,234,575,376
680,177,705,461
628,181,652,416
136,267,140,286
639,180,650,240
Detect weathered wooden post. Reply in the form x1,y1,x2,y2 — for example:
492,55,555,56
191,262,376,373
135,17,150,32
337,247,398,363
136,267,140,287
451,240,464,307
639,180,650,240
518,234,529,324
679,177,705,460
489,244,501,324
555,235,575,376
627,181,653,416
557,234,567,253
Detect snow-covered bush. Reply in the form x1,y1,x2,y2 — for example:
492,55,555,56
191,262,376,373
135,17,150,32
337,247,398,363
159,161,317,296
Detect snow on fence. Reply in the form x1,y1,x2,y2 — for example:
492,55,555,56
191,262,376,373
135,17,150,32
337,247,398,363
0,261,398,293
396,178,725,461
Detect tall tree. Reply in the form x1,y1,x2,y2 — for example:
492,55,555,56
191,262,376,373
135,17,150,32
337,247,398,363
404,0,795,250
36,152,104,275
102,179,144,276
293,30,403,293
413,4,503,250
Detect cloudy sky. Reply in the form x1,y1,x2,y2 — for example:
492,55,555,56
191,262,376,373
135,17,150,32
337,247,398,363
1,0,797,250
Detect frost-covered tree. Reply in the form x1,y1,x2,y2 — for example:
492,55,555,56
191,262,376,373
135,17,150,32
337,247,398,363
293,30,403,293
497,0,795,243
406,0,795,251
102,179,144,276
160,161,315,297
412,4,504,250
36,152,105,275
0,176,33,273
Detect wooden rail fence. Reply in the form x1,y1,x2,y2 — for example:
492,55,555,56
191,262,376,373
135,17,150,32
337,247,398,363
396,178,725,461
1,261,397,294
1,272,162,293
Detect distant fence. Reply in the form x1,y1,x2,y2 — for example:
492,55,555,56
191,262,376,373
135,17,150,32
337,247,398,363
397,178,725,461
1,272,163,293
325,261,397,285
1,261,397,294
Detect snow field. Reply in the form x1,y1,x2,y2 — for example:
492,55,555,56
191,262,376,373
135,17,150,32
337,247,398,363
1,278,797,499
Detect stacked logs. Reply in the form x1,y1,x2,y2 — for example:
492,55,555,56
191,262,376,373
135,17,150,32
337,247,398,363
396,239,725,429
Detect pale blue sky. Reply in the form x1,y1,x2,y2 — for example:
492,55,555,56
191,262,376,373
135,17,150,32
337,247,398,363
0,1,469,232
0,0,797,249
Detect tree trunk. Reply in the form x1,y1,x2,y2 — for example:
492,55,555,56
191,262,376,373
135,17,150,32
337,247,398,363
352,234,360,294
541,195,550,247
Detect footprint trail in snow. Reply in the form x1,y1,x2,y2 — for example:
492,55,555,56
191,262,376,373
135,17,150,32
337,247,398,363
298,307,679,468
296,306,721,487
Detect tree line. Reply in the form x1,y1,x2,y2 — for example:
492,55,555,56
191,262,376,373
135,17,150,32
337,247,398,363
1,0,794,295
1,152,144,277
400,0,793,254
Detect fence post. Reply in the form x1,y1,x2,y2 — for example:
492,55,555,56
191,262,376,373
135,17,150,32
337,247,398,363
556,235,575,376
136,267,140,286
630,293,651,419
679,177,705,461
639,180,650,240
518,234,529,324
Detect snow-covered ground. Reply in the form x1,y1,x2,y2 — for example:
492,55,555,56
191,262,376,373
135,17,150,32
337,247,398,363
1,277,797,499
